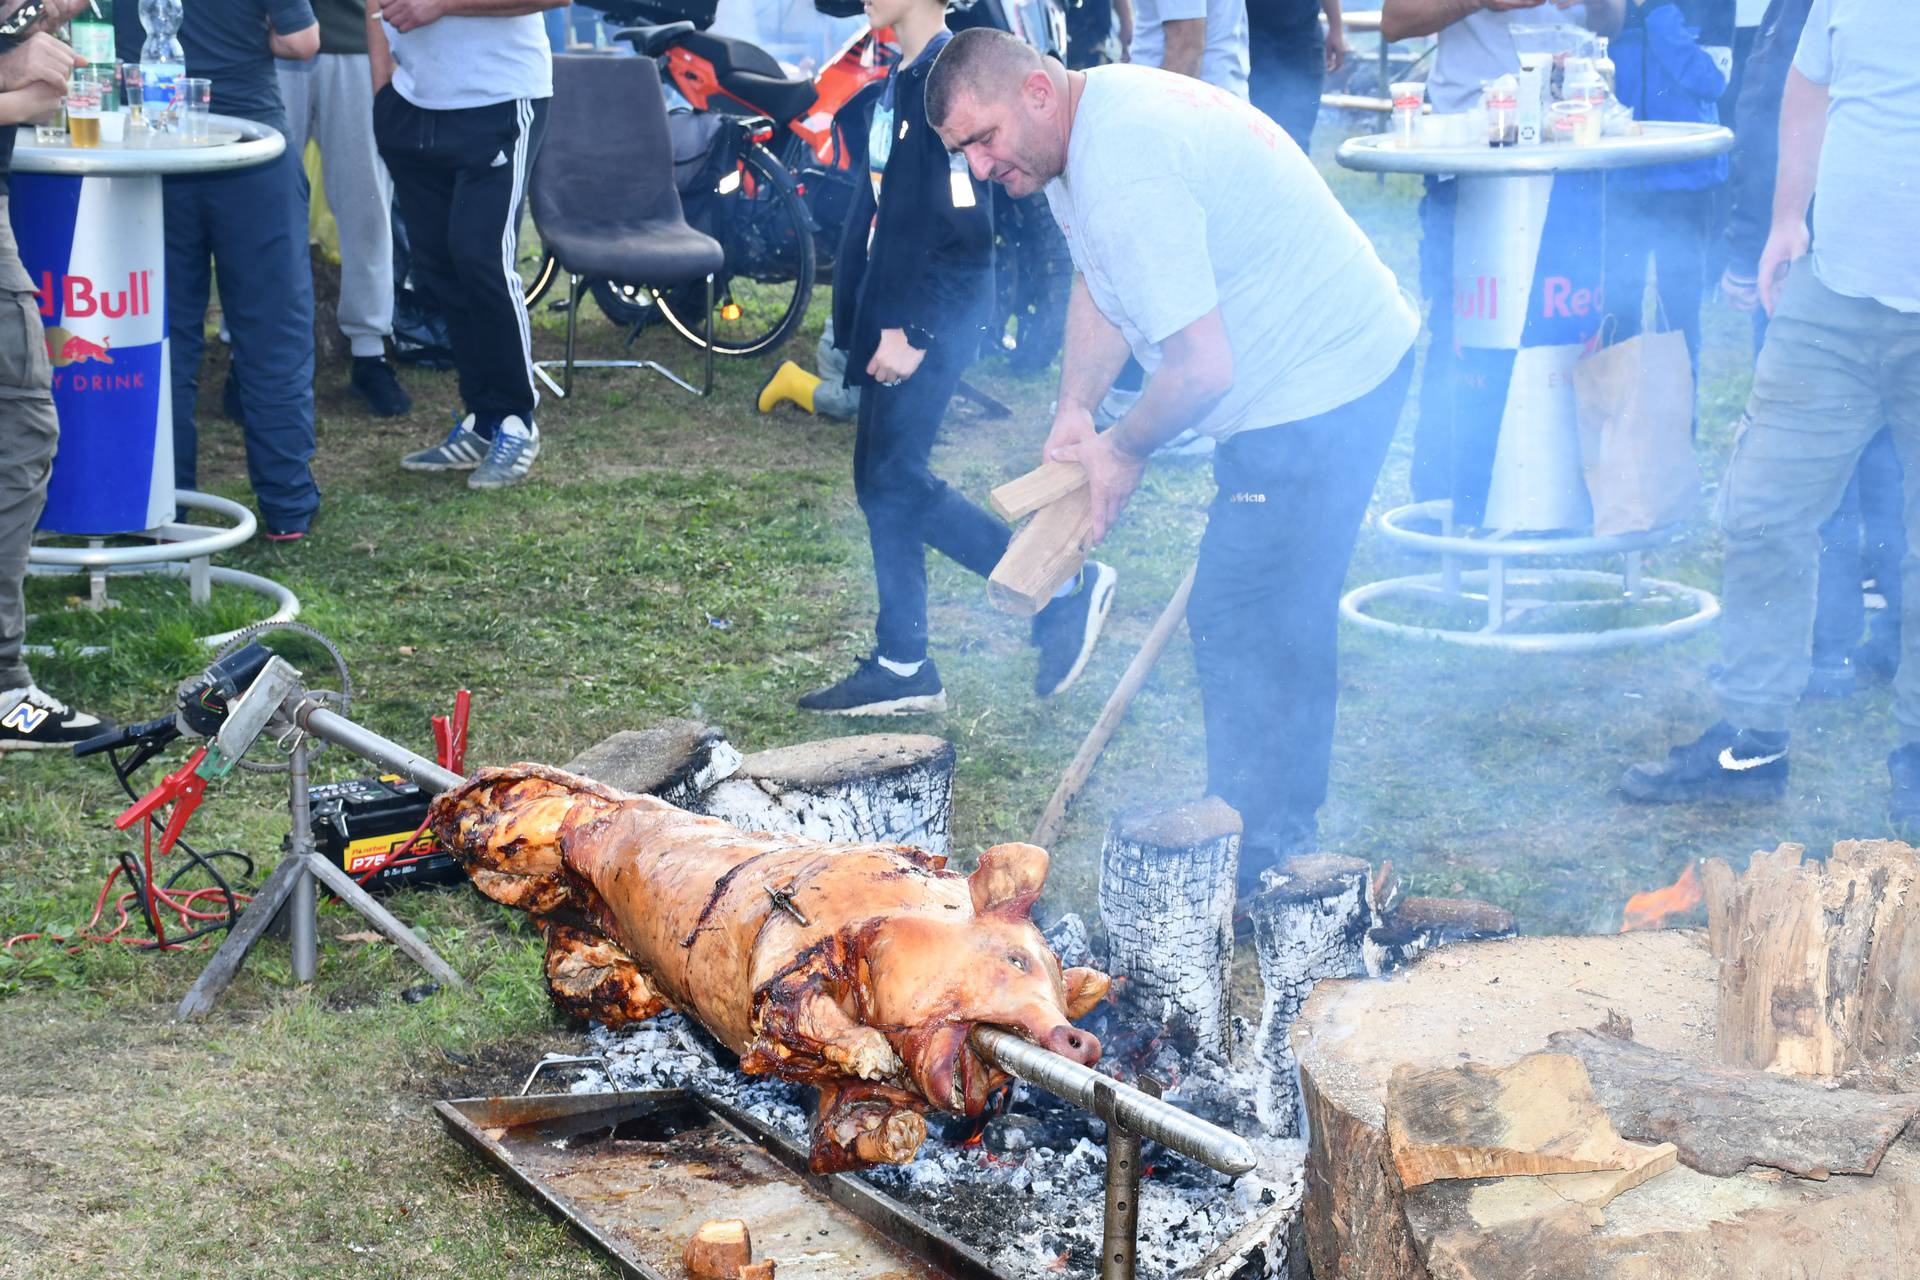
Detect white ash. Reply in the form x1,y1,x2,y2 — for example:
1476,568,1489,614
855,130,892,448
577,1011,1305,1280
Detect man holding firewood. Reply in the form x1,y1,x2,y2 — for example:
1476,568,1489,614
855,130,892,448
926,29,1418,898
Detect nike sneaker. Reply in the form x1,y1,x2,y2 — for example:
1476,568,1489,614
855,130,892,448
797,655,946,716
1619,721,1788,803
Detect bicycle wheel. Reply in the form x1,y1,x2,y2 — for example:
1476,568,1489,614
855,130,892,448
654,144,816,357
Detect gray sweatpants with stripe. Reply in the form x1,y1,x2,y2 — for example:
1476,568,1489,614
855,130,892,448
0,197,57,692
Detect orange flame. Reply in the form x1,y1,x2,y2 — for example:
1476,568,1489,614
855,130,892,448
1620,862,1704,932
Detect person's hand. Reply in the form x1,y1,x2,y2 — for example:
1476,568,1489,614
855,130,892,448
380,0,448,34
1048,429,1146,544
1325,23,1349,74
1042,401,1097,467
0,33,83,96
1757,220,1810,317
1719,266,1758,313
866,328,925,387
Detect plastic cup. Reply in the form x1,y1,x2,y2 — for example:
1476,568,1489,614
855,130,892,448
180,77,211,143
65,71,103,148
119,64,145,125
1548,100,1599,147
1389,81,1425,148
99,110,126,144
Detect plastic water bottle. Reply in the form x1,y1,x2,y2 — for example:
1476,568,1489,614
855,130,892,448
138,0,185,130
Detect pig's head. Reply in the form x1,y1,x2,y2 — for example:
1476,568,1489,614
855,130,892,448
857,842,1110,1115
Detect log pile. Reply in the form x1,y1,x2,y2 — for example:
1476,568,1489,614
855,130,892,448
1293,841,1920,1280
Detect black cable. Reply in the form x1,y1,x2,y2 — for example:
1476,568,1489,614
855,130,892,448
104,743,258,948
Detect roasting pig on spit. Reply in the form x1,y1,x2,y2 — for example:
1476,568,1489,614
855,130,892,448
430,764,1111,1172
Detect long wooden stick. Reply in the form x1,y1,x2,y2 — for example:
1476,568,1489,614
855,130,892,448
1030,563,1199,848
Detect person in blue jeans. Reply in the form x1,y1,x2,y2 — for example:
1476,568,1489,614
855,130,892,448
113,0,324,541
1605,0,1732,391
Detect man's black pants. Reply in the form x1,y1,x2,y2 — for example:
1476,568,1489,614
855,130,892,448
375,89,548,427
1190,352,1414,866
853,349,1009,665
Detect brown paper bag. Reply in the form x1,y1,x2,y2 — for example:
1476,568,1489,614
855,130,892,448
1572,328,1700,537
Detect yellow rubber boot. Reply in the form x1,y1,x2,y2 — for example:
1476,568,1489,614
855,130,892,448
757,361,821,414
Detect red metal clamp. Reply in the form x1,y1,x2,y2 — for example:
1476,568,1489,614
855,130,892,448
113,745,210,857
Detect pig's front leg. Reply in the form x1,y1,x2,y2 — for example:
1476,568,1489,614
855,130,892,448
811,1082,930,1173
745,967,903,1083
542,919,668,1028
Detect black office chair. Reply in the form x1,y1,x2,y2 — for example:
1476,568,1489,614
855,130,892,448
531,55,726,398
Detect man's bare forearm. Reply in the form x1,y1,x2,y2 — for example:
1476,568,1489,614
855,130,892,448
1057,276,1134,416
1106,363,1220,459
366,0,394,91
1380,0,1481,43
1772,67,1827,233
1160,18,1205,78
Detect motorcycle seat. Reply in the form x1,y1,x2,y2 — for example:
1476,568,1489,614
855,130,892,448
678,32,818,124
613,22,697,58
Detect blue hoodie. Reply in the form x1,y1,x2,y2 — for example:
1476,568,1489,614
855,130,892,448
1612,0,1732,192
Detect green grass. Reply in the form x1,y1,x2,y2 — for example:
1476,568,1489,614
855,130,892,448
1,130,1899,1276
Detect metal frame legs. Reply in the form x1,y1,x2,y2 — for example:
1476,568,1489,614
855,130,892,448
533,272,716,399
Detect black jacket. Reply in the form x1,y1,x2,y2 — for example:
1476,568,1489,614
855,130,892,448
832,37,995,387
1723,0,1815,273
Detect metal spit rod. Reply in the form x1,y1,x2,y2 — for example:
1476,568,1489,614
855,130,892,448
971,1026,1257,1176
292,702,1261,1179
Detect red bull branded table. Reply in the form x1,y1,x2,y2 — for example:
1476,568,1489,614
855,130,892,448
11,117,298,648
1335,122,1733,651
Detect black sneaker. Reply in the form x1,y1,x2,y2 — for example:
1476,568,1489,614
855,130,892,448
1031,560,1117,698
0,686,114,752
351,356,413,418
1890,743,1920,831
1619,721,1789,803
797,656,946,716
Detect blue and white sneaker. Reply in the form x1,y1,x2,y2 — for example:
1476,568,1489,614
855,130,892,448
468,416,540,490
400,414,489,472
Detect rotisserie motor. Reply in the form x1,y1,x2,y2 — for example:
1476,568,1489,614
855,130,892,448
430,764,1110,1171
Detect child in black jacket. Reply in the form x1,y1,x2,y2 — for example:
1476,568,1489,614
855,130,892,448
795,0,1116,716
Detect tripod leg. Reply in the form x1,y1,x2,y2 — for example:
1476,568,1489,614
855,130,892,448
301,854,466,990
174,852,310,1021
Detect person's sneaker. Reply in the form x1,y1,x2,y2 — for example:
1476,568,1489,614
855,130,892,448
468,416,540,490
1803,658,1856,701
1031,561,1117,698
0,686,114,752
350,356,413,418
401,414,490,472
264,527,307,544
1619,720,1789,803
797,656,946,716
1889,743,1920,832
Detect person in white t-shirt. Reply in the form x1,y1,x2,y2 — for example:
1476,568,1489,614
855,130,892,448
928,29,1419,900
371,0,562,491
1128,0,1250,98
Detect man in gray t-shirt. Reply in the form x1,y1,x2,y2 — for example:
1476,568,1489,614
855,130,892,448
1622,0,1920,820
1129,0,1250,98
929,31,1417,895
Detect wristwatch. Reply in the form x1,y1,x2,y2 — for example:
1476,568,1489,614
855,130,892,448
903,323,935,352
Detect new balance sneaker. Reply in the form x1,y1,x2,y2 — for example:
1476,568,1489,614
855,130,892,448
468,416,539,490
1619,721,1789,803
401,414,490,472
351,355,413,418
797,656,946,716
1032,561,1117,698
0,686,113,752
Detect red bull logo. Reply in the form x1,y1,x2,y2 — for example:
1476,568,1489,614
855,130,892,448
57,333,111,364
36,269,153,322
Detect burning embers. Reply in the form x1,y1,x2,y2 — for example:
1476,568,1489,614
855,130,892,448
1620,861,1705,932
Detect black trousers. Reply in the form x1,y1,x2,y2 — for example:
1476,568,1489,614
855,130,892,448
374,89,548,425
1248,22,1325,151
853,351,1010,664
1604,185,1714,387
1190,352,1414,862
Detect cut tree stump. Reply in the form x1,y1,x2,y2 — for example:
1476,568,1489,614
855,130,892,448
1250,854,1372,1138
564,720,742,807
698,734,955,856
1097,798,1241,1058
1704,840,1920,1079
1293,931,1920,1280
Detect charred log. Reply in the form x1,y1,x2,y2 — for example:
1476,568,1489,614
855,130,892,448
1097,798,1241,1058
699,735,956,856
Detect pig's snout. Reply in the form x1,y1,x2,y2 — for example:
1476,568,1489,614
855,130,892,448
1043,1024,1101,1065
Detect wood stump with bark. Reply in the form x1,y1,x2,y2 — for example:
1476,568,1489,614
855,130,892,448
1097,797,1241,1057
1292,930,1920,1280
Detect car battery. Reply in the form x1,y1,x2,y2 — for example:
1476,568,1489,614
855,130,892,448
306,775,465,894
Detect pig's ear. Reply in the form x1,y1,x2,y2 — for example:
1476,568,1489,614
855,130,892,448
1061,967,1110,1019
969,843,1050,919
